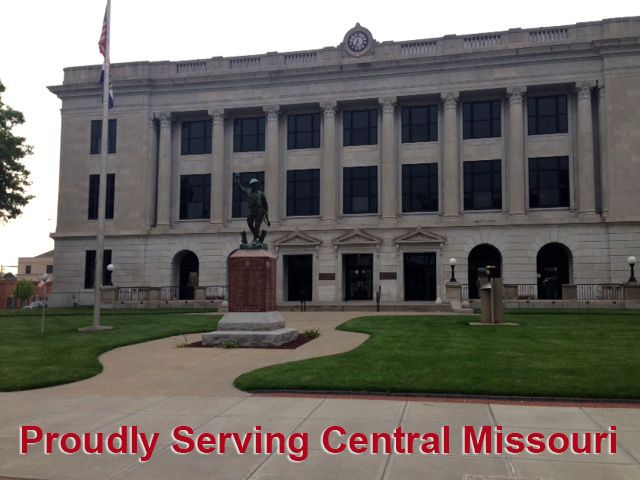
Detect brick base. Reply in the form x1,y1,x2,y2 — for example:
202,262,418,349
228,250,277,312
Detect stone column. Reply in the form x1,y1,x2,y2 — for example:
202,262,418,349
209,108,225,225
576,81,596,214
263,105,280,223
507,86,526,215
441,92,460,217
320,101,337,221
380,97,397,219
155,112,172,226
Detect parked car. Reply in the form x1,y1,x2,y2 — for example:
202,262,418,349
22,301,47,309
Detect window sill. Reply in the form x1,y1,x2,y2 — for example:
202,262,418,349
528,207,571,212
287,147,320,152
462,209,504,213
400,211,440,215
342,144,379,150
341,213,379,217
175,218,210,222
462,137,502,144
285,215,322,220
527,133,569,139
401,140,439,146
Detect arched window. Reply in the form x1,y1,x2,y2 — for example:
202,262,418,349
172,250,199,300
537,243,572,300
468,244,502,299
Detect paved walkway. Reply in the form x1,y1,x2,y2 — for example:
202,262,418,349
1,312,639,480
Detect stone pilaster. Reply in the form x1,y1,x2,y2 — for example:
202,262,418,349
598,86,608,216
380,97,397,219
155,112,172,226
507,86,526,215
263,105,280,223
576,81,596,215
320,101,337,221
209,108,225,225
441,92,460,217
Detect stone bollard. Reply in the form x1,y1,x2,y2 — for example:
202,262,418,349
562,284,577,300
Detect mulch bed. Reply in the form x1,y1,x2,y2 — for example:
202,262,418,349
187,333,316,349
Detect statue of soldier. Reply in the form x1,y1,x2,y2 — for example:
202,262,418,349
235,174,270,244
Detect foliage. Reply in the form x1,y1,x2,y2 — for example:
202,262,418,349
304,328,321,339
0,310,220,391
222,340,238,349
0,80,34,221
235,312,640,399
14,280,35,303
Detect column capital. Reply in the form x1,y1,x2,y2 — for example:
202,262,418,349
379,97,397,114
575,81,596,100
154,112,172,128
320,101,337,118
440,92,460,110
506,86,526,105
208,108,226,125
263,105,280,121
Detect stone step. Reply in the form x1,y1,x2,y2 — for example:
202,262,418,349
202,327,298,347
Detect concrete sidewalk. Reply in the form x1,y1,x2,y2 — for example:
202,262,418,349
1,312,639,480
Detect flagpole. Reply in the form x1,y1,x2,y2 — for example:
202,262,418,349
83,0,112,332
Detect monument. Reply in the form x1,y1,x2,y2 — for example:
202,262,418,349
202,176,298,347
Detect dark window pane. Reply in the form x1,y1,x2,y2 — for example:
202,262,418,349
179,174,211,219
528,95,568,135
232,171,265,218
463,101,501,139
84,249,112,289
463,160,502,210
106,174,115,219
528,156,570,208
401,105,438,143
88,175,99,220
181,120,212,155
343,109,378,146
90,119,117,154
402,163,439,212
343,166,377,214
234,117,265,152
286,169,320,216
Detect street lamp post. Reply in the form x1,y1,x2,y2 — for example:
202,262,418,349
449,258,457,283
628,256,637,283
106,264,114,286
40,274,49,336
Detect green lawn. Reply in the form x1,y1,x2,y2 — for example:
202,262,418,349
0,309,220,391
235,312,640,399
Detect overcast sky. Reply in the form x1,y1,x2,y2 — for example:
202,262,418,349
0,0,637,272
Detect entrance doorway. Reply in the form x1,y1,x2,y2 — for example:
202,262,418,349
468,244,502,299
404,252,437,301
284,255,312,301
537,243,571,300
343,254,373,301
175,250,199,300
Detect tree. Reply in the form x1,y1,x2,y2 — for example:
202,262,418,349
0,80,33,221
15,280,35,306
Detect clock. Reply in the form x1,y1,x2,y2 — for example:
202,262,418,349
347,31,369,53
343,23,374,57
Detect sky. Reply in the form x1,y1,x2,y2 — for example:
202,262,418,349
0,0,637,273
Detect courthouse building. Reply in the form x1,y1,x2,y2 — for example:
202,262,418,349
48,17,640,307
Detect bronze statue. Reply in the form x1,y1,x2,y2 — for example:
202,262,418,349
235,174,270,245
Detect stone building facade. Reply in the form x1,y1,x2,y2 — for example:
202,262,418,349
48,18,640,307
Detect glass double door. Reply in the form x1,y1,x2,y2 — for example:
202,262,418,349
344,254,373,301
403,252,437,301
285,255,312,301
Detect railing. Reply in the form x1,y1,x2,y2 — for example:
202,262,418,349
517,284,538,300
161,286,180,301
205,285,227,300
284,52,317,65
577,284,624,301
400,41,437,55
461,284,469,300
117,287,150,302
176,61,207,74
529,28,568,44
463,34,501,49
229,57,261,69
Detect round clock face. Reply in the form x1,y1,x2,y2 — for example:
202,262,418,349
347,31,369,52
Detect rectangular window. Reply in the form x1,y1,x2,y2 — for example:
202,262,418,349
402,105,438,143
179,174,211,219
463,100,501,139
232,171,265,218
233,117,265,152
287,169,320,216
287,113,320,149
84,249,112,289
343,109,378,146
25,265,31,274
402,163,439,212
529,156,570,208
88,174,115,220
343,166,378,214
463,160,502,210
46,265,53,274
181,120,212,155
528,95,568,135
90,119,117,154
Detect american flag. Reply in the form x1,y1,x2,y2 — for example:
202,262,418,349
98,1,114,109
98,3,108,58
